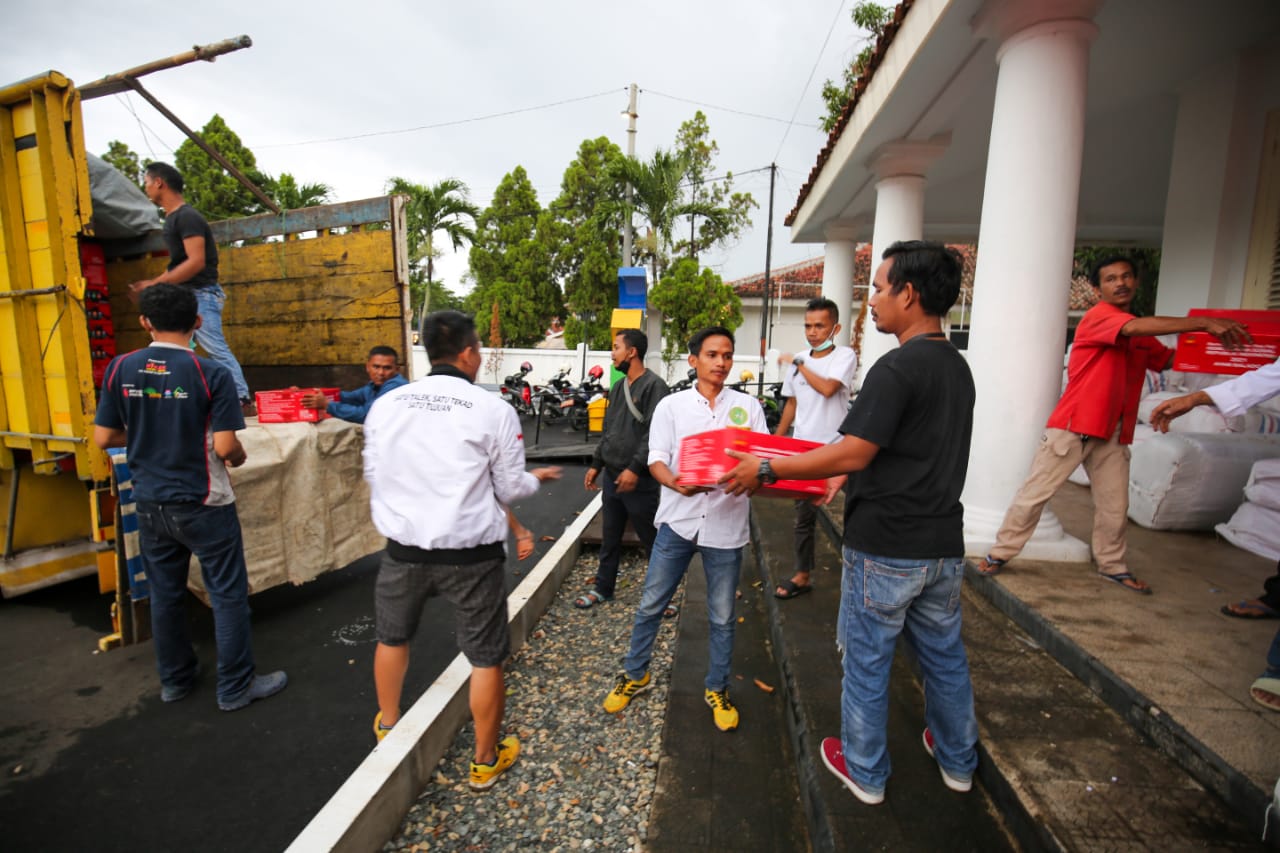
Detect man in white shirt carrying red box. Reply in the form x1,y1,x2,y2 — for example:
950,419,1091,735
602,326,767,733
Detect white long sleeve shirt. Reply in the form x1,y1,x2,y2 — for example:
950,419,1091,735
1205,359,1280,417
363,369,539,550
647,386,768,549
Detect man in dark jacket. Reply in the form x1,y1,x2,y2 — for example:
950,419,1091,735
576,329,669,609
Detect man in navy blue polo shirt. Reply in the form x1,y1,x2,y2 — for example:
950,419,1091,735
94,284,287,711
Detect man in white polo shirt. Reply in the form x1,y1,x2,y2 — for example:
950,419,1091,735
364,310,560,791
601,326,767,732
773,297,857,600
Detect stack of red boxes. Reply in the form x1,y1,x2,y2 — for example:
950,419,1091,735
1173,309,1280,375
79,243,116,386
254,388,342,423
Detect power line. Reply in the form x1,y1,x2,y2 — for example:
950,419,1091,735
774,0,848,162
254,89,625,149
643,89,820,129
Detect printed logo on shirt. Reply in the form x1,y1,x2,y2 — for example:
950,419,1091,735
142,359,169,375
401,393,475,412
173,386,189,399
144,387,161,398
729,406,748,426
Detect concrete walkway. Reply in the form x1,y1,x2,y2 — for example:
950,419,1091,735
645,491,1270,851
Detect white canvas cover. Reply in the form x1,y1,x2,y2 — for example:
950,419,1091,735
188,419,383,598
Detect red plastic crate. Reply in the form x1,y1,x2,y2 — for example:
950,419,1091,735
678,428,827,500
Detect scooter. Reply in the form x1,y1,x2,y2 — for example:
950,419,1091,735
560,366,607,431
499,362,534,417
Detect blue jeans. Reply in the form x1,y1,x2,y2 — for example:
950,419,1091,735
839,547,978,795
1265,628,1280,679
595,473,659,599
623,524,742,692
135,500,255,703
193,285,250,401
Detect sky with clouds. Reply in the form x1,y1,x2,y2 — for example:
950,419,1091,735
5,0,870,293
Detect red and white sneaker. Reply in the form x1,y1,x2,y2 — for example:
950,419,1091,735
922,728,973,792
819,737,884,805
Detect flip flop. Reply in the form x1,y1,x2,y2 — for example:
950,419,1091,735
1098,571,1152,595
574,591,608,609
775,579,813,600
1221,600,1280,620
663,603,679,619
1250,677,1280,712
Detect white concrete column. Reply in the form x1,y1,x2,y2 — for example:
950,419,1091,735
820,227,859,348
963,0,1100,561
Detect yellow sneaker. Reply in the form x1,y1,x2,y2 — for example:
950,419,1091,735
373,711,394,742
469,735,520,791
603,672,652,713
704,688,739,731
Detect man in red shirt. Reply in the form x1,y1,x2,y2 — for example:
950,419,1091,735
976,256,1249,593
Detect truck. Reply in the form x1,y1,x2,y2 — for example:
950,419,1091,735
0,45,410,647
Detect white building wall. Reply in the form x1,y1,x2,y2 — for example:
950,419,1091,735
1158,47,1280,315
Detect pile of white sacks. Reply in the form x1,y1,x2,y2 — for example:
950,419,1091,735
1067,364,1280,557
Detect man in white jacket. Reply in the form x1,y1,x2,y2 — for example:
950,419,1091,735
363,310,560,790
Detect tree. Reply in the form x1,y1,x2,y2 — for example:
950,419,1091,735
820,3,891,133
671,112,757,260
386,177,478,334
544,137,628,349
174,114,269,220
466,167,562,346
605,147,735,287
102,140,144,189
647,258,743,362
264,173,332,211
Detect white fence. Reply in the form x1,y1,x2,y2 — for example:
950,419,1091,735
410,344,790,387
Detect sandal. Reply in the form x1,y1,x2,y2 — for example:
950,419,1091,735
775,579,813,600
975,556,1005,577
1098,571,1151,595
1250,677,1280,712
1221,600,1280,620
574,591,608,609
663,603,679,619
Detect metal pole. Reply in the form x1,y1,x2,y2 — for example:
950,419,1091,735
78,36,253,100
621,83,638,267
758,163,776,395
123,78,281,215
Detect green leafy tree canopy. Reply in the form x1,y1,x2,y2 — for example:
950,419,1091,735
820,2,891,133
173,114,268,220
672,112,757,260
387,176,478,331
647,257,743,362
102,140,144,189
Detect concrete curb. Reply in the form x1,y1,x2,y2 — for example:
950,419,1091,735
285,493,603,853
964,566,1272,838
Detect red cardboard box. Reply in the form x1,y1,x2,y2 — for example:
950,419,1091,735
1173,309,1280,375
679,428,827,500
254,388,340,423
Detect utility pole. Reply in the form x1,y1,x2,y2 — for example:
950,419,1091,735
758,163,776,394
621,83,638,267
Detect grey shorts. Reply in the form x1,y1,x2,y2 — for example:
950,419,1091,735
374,553,510,668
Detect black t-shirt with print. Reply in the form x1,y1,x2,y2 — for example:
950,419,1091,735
839,335,975,558
162,204,218,289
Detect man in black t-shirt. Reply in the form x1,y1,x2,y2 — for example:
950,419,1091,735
94,284,286,712
131,162,253,414
720,240,978,807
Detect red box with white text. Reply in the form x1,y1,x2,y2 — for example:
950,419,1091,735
254,388,340,423
1173,309,1280,375
678,428,827,500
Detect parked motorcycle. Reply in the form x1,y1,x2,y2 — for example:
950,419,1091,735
560,365,607,431
668,367,697,393
499,361,534,417
535,366,575,425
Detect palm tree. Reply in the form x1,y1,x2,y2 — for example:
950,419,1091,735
604,148,734,285
267,173,333,211
386,177,480,338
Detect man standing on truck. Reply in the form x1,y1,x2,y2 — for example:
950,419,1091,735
364,310,560,790
131,162,255,416
93,284,287,711
299,345,408,424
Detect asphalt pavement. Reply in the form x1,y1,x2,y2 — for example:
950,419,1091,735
0,414,591,853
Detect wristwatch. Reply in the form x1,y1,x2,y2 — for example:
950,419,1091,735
792,355,806,368
758,458,779,485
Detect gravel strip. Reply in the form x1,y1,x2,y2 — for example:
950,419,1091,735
387,548,682,852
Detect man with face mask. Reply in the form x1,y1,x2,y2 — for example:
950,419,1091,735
577,329,670,610
773,298,858,599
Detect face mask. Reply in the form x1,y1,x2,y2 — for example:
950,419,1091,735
812,331,836,353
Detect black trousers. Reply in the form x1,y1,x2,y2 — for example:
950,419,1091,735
595,471,659,599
